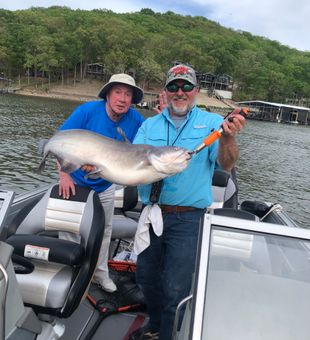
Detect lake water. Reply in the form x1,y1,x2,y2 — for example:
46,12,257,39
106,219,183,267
1,94,309,228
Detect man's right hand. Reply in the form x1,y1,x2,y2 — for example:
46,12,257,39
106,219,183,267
59,171,76,199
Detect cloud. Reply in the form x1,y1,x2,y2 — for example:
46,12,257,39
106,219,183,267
1,0,309,51
128,0,310,51
194,0,310,51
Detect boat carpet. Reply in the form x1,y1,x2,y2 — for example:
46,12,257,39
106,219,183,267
59,265,147,340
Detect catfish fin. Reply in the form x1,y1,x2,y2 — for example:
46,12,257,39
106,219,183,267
135,159,151,170
117,127,130,143
58,158,81,173
84,169,102,180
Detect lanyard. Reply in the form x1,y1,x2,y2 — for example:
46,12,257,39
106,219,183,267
150,115,190,204
167,116,190,146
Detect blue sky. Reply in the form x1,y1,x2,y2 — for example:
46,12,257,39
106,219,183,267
1,0,309,52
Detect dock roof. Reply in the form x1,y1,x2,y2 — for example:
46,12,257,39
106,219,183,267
236,100,310,112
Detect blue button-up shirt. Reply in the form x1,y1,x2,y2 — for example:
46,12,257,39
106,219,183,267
133,106,223,208
60,100,144,192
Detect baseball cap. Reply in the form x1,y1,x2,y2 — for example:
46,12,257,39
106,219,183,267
165,64,197,87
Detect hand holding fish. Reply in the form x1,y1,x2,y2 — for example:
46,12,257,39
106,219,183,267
59,171,76,199
58,163,94,199
81,164,95,172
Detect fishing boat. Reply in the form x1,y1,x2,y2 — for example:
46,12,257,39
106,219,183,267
1,168,310,340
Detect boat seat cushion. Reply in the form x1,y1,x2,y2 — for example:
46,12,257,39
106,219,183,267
112,215,138,239
209,169,238,209
112,186,139,240
16,260,74,308
6,234,84,266
11,185,93,243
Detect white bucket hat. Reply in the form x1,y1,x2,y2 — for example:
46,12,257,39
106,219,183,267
98,73,144,104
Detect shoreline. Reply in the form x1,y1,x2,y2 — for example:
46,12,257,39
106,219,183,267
12,79,106,103
15,89,98,103
10,79,233,111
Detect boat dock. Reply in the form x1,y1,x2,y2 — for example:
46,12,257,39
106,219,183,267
236,100,310,125
0,76,13,93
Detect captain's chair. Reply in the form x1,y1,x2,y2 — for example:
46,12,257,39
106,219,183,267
111,186,139,257
209,169,238,210
112,186,139,239
5,184,104,318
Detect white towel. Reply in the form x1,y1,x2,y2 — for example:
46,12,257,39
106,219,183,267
133,204,163,255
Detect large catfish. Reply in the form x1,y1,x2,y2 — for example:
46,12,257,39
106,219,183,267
38,129,191,186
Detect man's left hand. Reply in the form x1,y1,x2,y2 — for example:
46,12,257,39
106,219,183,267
81,164,95,172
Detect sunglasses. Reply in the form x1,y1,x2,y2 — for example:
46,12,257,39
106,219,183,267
166,83,196,93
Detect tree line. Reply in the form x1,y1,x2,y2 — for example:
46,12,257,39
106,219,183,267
1,6,310,102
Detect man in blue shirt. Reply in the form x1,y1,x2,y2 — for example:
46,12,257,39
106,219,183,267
58,73,145,292
130,64,245,340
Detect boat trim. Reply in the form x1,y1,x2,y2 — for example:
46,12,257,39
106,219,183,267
0,191,15,231
0,262,9,340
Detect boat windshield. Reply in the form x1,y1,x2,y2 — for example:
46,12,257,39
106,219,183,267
180,214,310,340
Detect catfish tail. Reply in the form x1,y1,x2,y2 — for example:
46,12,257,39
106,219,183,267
37,156,48,173
37,138,48,156
37,139,49,173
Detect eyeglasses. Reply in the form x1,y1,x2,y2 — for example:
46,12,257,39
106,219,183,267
166,83,196,93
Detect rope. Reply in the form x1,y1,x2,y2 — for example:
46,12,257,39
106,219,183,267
84,293,142,340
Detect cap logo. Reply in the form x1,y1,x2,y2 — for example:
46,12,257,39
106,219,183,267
170,65,191,76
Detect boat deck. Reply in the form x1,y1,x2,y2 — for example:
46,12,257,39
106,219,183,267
59,266,147,340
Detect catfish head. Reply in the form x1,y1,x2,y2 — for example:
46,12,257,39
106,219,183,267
147,146,191,175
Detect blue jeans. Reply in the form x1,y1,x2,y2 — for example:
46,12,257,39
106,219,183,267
136,209,205,340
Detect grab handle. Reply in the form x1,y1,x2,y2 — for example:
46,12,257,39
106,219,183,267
172,294,193,340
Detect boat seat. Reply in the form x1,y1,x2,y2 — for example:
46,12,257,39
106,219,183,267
111,169,238,241
112,186,139,240
111,168,238,240
110,186,140,259
5,184,105,318
209,169,238,210
213,208,257,221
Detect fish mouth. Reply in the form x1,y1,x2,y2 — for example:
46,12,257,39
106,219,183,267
184,151,192,160
149,148,191,175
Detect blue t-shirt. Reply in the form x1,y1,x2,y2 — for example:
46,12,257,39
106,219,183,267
60,100,145,192
133,106,223,208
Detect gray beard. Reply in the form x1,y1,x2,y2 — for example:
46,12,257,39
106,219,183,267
169,103,194,117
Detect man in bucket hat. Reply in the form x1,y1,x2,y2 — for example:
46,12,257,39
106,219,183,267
57,73,145,293
130,64,246,340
